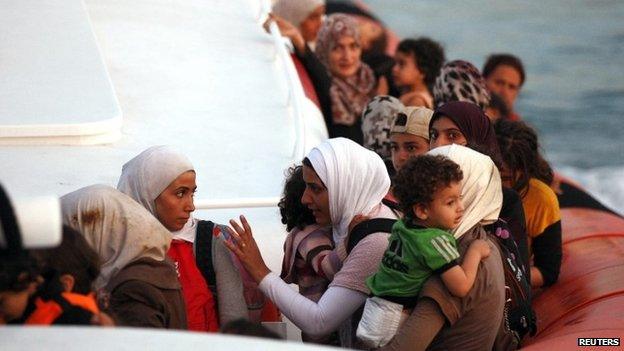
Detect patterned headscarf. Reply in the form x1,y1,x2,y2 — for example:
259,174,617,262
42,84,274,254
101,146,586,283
361,95,405,159
433,60,490,110
315,14,376,126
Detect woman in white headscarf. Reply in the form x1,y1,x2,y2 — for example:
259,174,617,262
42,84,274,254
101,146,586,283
226,138,398,347
61,185,187,329
379,144,506,351
117,146,247,332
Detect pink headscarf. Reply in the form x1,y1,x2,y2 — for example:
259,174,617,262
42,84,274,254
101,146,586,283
315,14,376,126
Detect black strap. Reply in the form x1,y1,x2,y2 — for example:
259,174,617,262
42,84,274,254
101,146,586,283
347,218,396,254
0,184,22,254
195,220,217,289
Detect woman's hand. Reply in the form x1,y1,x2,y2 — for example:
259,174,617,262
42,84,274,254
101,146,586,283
263,13,306,55
224,215,272,283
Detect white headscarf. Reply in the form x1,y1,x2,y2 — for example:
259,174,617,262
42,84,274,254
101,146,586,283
306,138,390,243
61,185,171,290
117,146,197,242
272,0,325,26
428,144,502,238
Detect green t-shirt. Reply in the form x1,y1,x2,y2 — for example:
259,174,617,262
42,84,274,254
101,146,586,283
366,219,460,298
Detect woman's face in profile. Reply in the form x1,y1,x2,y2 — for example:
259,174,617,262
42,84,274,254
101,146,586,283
154,171,196,231
300,165,330,226
328,35,362,79
429,116,468,149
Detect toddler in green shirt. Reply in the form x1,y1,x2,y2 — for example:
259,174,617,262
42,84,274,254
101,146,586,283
357,154,491,348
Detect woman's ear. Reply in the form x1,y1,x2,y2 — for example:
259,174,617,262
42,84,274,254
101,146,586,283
413,203,428,221
59,274,75,293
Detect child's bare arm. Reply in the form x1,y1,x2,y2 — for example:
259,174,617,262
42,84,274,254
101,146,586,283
440,239,491,297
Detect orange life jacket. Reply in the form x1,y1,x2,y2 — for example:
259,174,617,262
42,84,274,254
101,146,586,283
25,292,99,325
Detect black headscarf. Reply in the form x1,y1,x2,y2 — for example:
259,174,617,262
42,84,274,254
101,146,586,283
430,101,503,168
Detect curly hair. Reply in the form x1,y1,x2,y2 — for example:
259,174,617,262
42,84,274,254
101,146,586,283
278,165,316,232
393,155,463,219
397,37,446,92
494,119,553,197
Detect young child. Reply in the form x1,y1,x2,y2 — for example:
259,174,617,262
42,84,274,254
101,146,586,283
392,38,445,109
24,226,112,326
357,154,491,348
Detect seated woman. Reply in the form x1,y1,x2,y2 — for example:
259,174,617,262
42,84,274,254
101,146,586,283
315,14,377,144
429,100,531,276
380,144,506,351
226,137,396,348
61,185,186,329
279,165,337,344
495,119,562,288
117,146,247,330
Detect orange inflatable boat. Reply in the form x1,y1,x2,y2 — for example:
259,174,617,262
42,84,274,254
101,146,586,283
522,178,624,350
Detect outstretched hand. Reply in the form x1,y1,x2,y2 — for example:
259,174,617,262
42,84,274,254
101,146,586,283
223,215,271,283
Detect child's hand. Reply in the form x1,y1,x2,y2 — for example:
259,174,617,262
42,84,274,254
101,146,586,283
348,214,370,233
469,239,491,259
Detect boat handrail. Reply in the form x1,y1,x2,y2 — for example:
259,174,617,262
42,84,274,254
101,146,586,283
195,197,280,210
260,0,307,162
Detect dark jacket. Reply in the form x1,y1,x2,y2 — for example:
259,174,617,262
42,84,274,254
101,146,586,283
105,258,187,329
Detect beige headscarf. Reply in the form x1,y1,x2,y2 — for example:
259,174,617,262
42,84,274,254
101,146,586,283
272,0,325,26
117,146,194,215
61,185,171,290
306,137,390,243
428,144,502,238
391,106,434,141
117,146,197,242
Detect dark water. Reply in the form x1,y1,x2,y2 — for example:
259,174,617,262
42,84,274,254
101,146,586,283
364,0,624,212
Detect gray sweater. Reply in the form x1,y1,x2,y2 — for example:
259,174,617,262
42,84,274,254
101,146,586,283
210,228,248,324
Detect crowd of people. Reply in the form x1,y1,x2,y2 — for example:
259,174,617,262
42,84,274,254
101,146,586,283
1,0,564,350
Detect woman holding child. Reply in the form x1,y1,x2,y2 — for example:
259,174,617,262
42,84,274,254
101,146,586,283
227,137,397,347
380,144,506,351
430,100,531,276
226,137,507,349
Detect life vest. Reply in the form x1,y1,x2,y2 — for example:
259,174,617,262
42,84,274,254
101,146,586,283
25,292,99,325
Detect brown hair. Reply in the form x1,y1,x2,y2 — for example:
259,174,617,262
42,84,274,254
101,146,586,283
34,226,100,294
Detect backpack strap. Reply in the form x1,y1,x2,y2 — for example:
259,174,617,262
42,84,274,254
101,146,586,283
195,220,217,289
347,218,396,254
